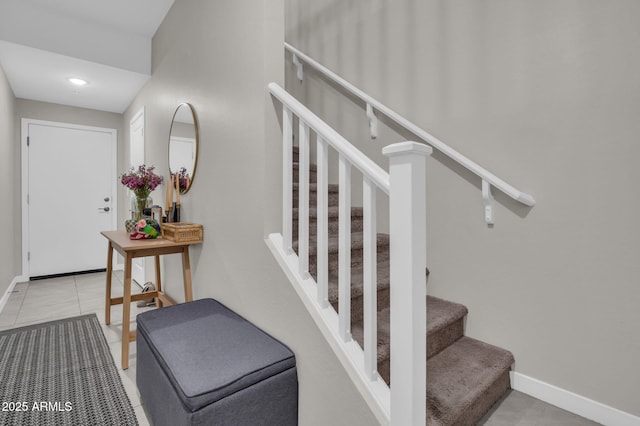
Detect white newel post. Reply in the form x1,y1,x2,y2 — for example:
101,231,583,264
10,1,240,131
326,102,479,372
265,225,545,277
383,141,432,426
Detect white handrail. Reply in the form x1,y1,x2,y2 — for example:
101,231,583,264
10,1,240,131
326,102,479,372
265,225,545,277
285,42,536,208
269,82,390,194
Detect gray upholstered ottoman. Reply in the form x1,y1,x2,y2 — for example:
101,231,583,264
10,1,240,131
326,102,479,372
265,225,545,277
136,298,298,426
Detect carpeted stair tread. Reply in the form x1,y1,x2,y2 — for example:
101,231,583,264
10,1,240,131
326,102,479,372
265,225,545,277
293,231,389,256
350,296,469,376
289,144,513,425
426,336,514,426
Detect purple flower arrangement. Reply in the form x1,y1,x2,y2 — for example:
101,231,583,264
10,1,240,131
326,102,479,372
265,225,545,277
120,165,164,199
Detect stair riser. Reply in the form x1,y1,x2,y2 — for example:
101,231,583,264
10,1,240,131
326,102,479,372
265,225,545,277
428,319,464,359
449,370,511,426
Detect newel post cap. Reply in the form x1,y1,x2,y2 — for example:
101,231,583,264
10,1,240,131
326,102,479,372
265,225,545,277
382,141,432,157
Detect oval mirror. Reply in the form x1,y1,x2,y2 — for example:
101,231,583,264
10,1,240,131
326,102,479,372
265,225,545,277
169,102,199,194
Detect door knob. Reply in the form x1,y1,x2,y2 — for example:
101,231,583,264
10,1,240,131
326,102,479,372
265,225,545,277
99,207,110,212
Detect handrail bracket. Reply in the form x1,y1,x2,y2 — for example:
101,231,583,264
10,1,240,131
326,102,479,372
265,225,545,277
482,180,494,225
292,54,304,81
366,103,378,139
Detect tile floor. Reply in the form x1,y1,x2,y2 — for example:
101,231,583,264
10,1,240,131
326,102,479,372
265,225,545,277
0,271,602,426
479,390,601,425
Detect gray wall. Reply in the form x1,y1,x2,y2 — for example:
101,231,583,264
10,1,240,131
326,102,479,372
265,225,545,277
0,65,16,296
286,0,640,418
122,1,378,424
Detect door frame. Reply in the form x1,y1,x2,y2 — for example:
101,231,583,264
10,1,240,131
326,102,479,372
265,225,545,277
129,107,147,287
21,118,118,278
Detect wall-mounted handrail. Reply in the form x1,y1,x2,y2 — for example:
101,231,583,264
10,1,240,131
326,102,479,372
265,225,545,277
285,42,536,211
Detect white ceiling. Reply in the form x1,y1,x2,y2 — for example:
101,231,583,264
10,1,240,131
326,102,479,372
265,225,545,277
0,0,175,113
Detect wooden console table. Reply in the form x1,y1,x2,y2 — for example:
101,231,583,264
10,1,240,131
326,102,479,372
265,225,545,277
101,230,202,369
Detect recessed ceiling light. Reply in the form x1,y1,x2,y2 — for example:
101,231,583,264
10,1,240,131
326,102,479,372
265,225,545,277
68,77,88,86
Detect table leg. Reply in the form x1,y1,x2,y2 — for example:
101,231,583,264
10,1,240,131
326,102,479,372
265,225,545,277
122,255,132,369
154,255,163,308
182,248,193,302
105,241,113,325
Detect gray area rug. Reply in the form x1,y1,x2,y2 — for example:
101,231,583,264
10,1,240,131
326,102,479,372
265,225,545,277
0,314,138,426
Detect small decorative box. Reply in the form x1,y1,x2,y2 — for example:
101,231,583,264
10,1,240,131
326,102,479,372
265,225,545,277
161,222,203,243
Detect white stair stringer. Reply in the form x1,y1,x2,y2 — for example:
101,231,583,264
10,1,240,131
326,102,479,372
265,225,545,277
266,233,391,425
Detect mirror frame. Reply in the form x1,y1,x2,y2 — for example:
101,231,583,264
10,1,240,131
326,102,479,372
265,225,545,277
168,102,199,194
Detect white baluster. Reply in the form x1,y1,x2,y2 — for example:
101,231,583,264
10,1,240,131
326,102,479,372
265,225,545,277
338,154,352,342
317,136,329,308
282,106,293,254
298,122,310,278
363,177,377,380
383,141,431,426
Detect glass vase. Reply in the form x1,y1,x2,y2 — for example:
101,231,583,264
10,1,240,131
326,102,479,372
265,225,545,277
132,195,152,221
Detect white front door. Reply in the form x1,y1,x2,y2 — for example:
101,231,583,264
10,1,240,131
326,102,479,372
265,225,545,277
24,120,117,278
130,108,146,287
